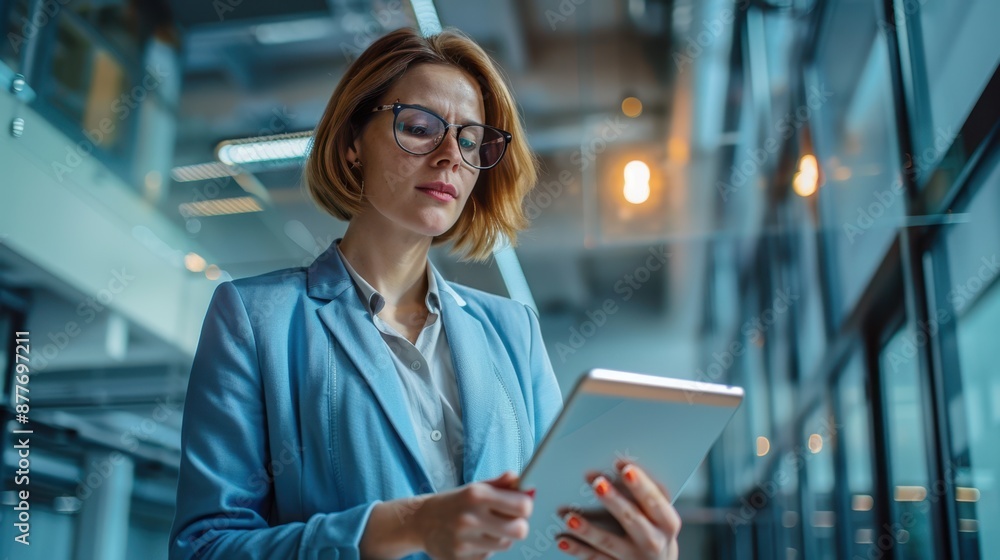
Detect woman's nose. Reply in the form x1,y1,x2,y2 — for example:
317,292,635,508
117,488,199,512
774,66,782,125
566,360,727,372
432,127,464,169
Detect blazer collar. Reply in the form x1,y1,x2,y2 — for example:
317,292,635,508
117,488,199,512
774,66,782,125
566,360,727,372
309,238,487,491
306,238,466,307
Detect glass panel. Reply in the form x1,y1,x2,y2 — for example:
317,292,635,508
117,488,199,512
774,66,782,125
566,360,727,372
795,215,827,379
838,352,877,557
813,3,904,324
903,0,1000,186
802,401,838,559
942,151,1000,558
0,0,30,73
776,451,804,559
880,327,938,559
722,387,754,497
49,15,127,146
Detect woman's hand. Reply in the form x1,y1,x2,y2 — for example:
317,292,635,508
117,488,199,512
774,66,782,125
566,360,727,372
556,459,681,560
412,471,535,560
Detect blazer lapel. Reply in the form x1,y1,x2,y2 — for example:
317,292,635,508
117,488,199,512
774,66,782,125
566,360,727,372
308,241,434,490
434,267,526,484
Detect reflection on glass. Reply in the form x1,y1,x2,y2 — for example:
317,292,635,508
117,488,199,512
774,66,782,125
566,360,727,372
839,353,877,557
776,451,804,558
905,0,1000,186
818,32,904,324
880,328,937,559
945,163,1000,558
0,0,30,72
802,403,837,559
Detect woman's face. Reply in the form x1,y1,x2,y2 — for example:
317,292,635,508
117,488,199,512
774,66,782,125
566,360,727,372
348,63,486,238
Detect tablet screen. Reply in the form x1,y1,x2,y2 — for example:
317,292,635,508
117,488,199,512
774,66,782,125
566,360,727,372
496,369,743,560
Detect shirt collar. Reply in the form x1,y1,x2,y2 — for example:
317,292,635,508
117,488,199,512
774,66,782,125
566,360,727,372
335,241,442,316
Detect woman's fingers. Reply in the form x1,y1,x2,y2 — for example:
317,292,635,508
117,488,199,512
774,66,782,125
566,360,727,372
459,532,515,555
555,534,617,560
558,508,636,559
587,474,670,557
612,460,681,537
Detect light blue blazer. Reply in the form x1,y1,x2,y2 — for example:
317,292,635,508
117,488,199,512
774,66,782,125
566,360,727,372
169,240,564,559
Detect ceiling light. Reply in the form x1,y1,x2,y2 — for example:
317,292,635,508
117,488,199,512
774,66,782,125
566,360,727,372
185,252,207,272
621,96,643,118
623,160,650,204
178,196,263,217
171,161,241,182
793,153,819,197
253,19,330,45
216,132,313,165
756,436,770,456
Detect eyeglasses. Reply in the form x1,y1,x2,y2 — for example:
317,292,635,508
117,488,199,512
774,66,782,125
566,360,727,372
370,103,512,170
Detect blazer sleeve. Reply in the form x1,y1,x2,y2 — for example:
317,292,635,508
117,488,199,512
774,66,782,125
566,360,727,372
169,281,379,560
524,304,564,445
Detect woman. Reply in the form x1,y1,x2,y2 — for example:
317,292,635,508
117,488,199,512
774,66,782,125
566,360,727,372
169,27,681,560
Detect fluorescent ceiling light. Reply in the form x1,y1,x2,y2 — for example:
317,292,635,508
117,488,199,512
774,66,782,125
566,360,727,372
178,196,263,217
254,19,331,45
171,161,241,182
216,132,313,165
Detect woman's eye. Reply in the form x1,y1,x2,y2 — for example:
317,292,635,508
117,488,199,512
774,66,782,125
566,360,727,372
404,124,429,135
459,138,478,150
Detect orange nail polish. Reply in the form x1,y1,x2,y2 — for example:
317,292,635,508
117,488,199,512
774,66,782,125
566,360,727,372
558,540,570,551
594,478,609,496
566,514,581,530
622,465,636,483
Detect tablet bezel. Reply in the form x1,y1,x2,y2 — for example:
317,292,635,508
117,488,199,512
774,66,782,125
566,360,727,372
518,368,744,489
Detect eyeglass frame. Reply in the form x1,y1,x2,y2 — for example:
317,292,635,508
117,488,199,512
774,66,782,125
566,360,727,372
369,102,513,170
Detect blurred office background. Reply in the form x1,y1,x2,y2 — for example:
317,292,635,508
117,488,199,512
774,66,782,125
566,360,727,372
0,0,997,558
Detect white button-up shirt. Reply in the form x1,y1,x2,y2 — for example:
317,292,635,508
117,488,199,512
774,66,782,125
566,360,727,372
336,242,465,491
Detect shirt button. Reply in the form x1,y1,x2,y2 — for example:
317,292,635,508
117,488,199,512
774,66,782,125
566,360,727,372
430,430,442,442
410,360,421,371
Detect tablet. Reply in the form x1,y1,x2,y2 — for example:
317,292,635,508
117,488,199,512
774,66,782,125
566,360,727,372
498,368,744,560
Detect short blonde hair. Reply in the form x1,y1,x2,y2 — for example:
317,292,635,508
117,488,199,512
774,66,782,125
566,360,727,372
305,27,538,262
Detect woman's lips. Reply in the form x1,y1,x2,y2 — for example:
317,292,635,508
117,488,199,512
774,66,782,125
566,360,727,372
418,189,456,202
415,181,458,201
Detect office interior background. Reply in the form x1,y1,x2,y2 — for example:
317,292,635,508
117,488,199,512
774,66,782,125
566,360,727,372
0,0,998,558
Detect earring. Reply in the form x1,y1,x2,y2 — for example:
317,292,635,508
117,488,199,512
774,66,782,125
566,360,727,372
351,159,364,200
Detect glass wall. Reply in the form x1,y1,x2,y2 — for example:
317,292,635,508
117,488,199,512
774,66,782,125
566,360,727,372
702,0,998,557
898,0,1000,187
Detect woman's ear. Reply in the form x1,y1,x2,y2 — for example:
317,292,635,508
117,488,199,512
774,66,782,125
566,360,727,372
345,140,362,167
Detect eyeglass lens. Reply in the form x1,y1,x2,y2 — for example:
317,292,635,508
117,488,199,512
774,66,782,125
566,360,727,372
394,107,506,168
